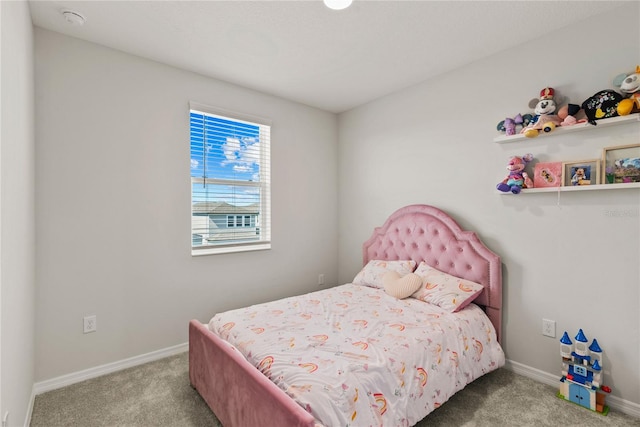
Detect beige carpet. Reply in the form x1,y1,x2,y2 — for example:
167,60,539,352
31,351,640,426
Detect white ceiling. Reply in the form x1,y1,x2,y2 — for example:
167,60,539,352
28,1,626,113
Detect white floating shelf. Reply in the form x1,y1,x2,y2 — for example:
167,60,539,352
493,114,640,143
498,182,640,194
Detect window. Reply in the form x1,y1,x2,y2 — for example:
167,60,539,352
190,102,271,255
225,215,254,228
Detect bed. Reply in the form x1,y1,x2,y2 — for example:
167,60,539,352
189,204,504,426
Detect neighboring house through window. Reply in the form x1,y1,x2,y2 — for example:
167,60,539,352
190,102,271,255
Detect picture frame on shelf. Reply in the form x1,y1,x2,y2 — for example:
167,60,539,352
562,159,600,187
602,143,640,184
533,162,562,188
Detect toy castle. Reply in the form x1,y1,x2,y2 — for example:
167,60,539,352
558,329,611,414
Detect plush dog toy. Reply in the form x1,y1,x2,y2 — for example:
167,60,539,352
521,87,563,138
497,153,534,194
614,65,640,116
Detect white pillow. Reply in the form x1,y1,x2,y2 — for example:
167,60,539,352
412,262,484,312
352,260,417,289
382,271,423,299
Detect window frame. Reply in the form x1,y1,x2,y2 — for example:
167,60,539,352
190,102,271,256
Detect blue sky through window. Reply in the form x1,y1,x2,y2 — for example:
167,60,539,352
190,111,262,205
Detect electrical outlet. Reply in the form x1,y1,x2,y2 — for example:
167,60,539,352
318,274,325,286
83,315,97,333
542,318,556,338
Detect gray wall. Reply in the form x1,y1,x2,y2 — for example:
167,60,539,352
337,5,639,406
21,1,640,419
34,29,338,381
1,1,36,425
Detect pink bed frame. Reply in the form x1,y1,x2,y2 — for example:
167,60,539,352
189,204,502,427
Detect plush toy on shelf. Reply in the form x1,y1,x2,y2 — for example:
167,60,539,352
581,89,624,125
496,113,534,136
613,65,640,116
496,153,534,194
520,87,563,137
557,103,588,127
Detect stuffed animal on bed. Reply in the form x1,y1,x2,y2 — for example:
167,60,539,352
496,153,534,194
613,65,640,116
520,87,563,138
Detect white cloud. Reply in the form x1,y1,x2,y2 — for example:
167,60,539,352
221,136,261,174
223,137,241,161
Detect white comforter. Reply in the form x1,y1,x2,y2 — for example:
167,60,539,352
209,283,505,427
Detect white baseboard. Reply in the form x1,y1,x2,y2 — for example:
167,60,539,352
32,342,188,396
505,359,640,419
23,388,35,427
25,350,639,425
26,342,188,426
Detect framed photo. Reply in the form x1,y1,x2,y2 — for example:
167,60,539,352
533,162,562,188
602,143,640,184
562,159,600,187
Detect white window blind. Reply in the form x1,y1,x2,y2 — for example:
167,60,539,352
190,103,271,255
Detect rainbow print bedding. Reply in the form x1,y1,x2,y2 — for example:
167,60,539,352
208,283,505,426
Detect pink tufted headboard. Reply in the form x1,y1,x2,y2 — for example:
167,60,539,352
363,204,503,343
